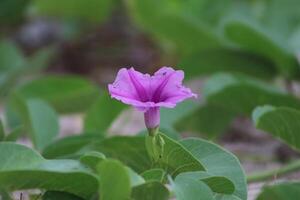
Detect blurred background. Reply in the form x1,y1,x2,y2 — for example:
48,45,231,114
1,0,300,199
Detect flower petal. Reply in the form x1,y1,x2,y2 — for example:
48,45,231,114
108,67,151,107
151,67,197,105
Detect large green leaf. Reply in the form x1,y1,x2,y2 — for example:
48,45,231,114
179,49,276,80
97,159,131,200
91,136,151,173
256,182,300,200
0,42,53,98
32,0,114,23
171,175,214,200
15,75,100,113
253,105,300,151
180,138,247,200
175,104,236,139
175,171,235,195
127,0,224,53
43,134,102,159
0,142,98,199
84,92,127,134
225,20,299,78
13,98,59,150
204,73,300,115
132,181,169,200
149,133,205,177
91,134,205,176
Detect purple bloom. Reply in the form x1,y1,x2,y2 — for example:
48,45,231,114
108,67,197,133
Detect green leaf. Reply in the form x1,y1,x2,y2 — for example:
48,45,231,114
0,40,25,97
171,175,214,200
43,191,84,200
127,0,223,53
0,0,29,24
204,73,300,115
150,133,205,177
80,151,106,170
0,42,53,98
13,98,59,150
175,171,235,194
225,20,299,78
84,92,127,134
256,182,300,200
25,46,55,71
91,136,151,173
0,142,98,199
180,138,247,200
131,181,169,200
97,159,131,200
253,106,300,150
15,75,100,113
43,134,102,159
0,40,25,72
141,168,165,182
175,104,236,139
3,126,23,142
127,167,145,187
32,0,114,23
160,100,198,129
180,49,276,80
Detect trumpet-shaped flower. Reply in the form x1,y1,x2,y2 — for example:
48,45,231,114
108,67,197,133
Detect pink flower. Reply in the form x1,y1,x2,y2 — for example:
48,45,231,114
108,67,197,134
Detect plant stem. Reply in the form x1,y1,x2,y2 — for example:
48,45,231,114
247,160,300,183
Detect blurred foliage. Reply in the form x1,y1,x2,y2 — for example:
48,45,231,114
0,0,300,198
31,0,115,23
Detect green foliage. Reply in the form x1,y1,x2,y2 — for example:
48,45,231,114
3,0,300,197
15,75,100,113
127,0,224,54
0,120,5,141
131,181,169,200
0,142,98,199
91,136,151,173
84,92,127,134
171,175,215,200
176,104,236,139
204,73,300,114
224,20,299,78
43,191,84,200
256,182,300,200
80,151,106,170
141,168,165,182
11,98,59,150
253,106,300,151
0,0,29,24
43,134,102,159
147,133,205,176
97,159,132,200
181,138,247,200
32,0,115,23
179,49,276,80
160,100,198,129
0,40,54,98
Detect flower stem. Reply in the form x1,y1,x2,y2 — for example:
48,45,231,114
247,160,300,183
